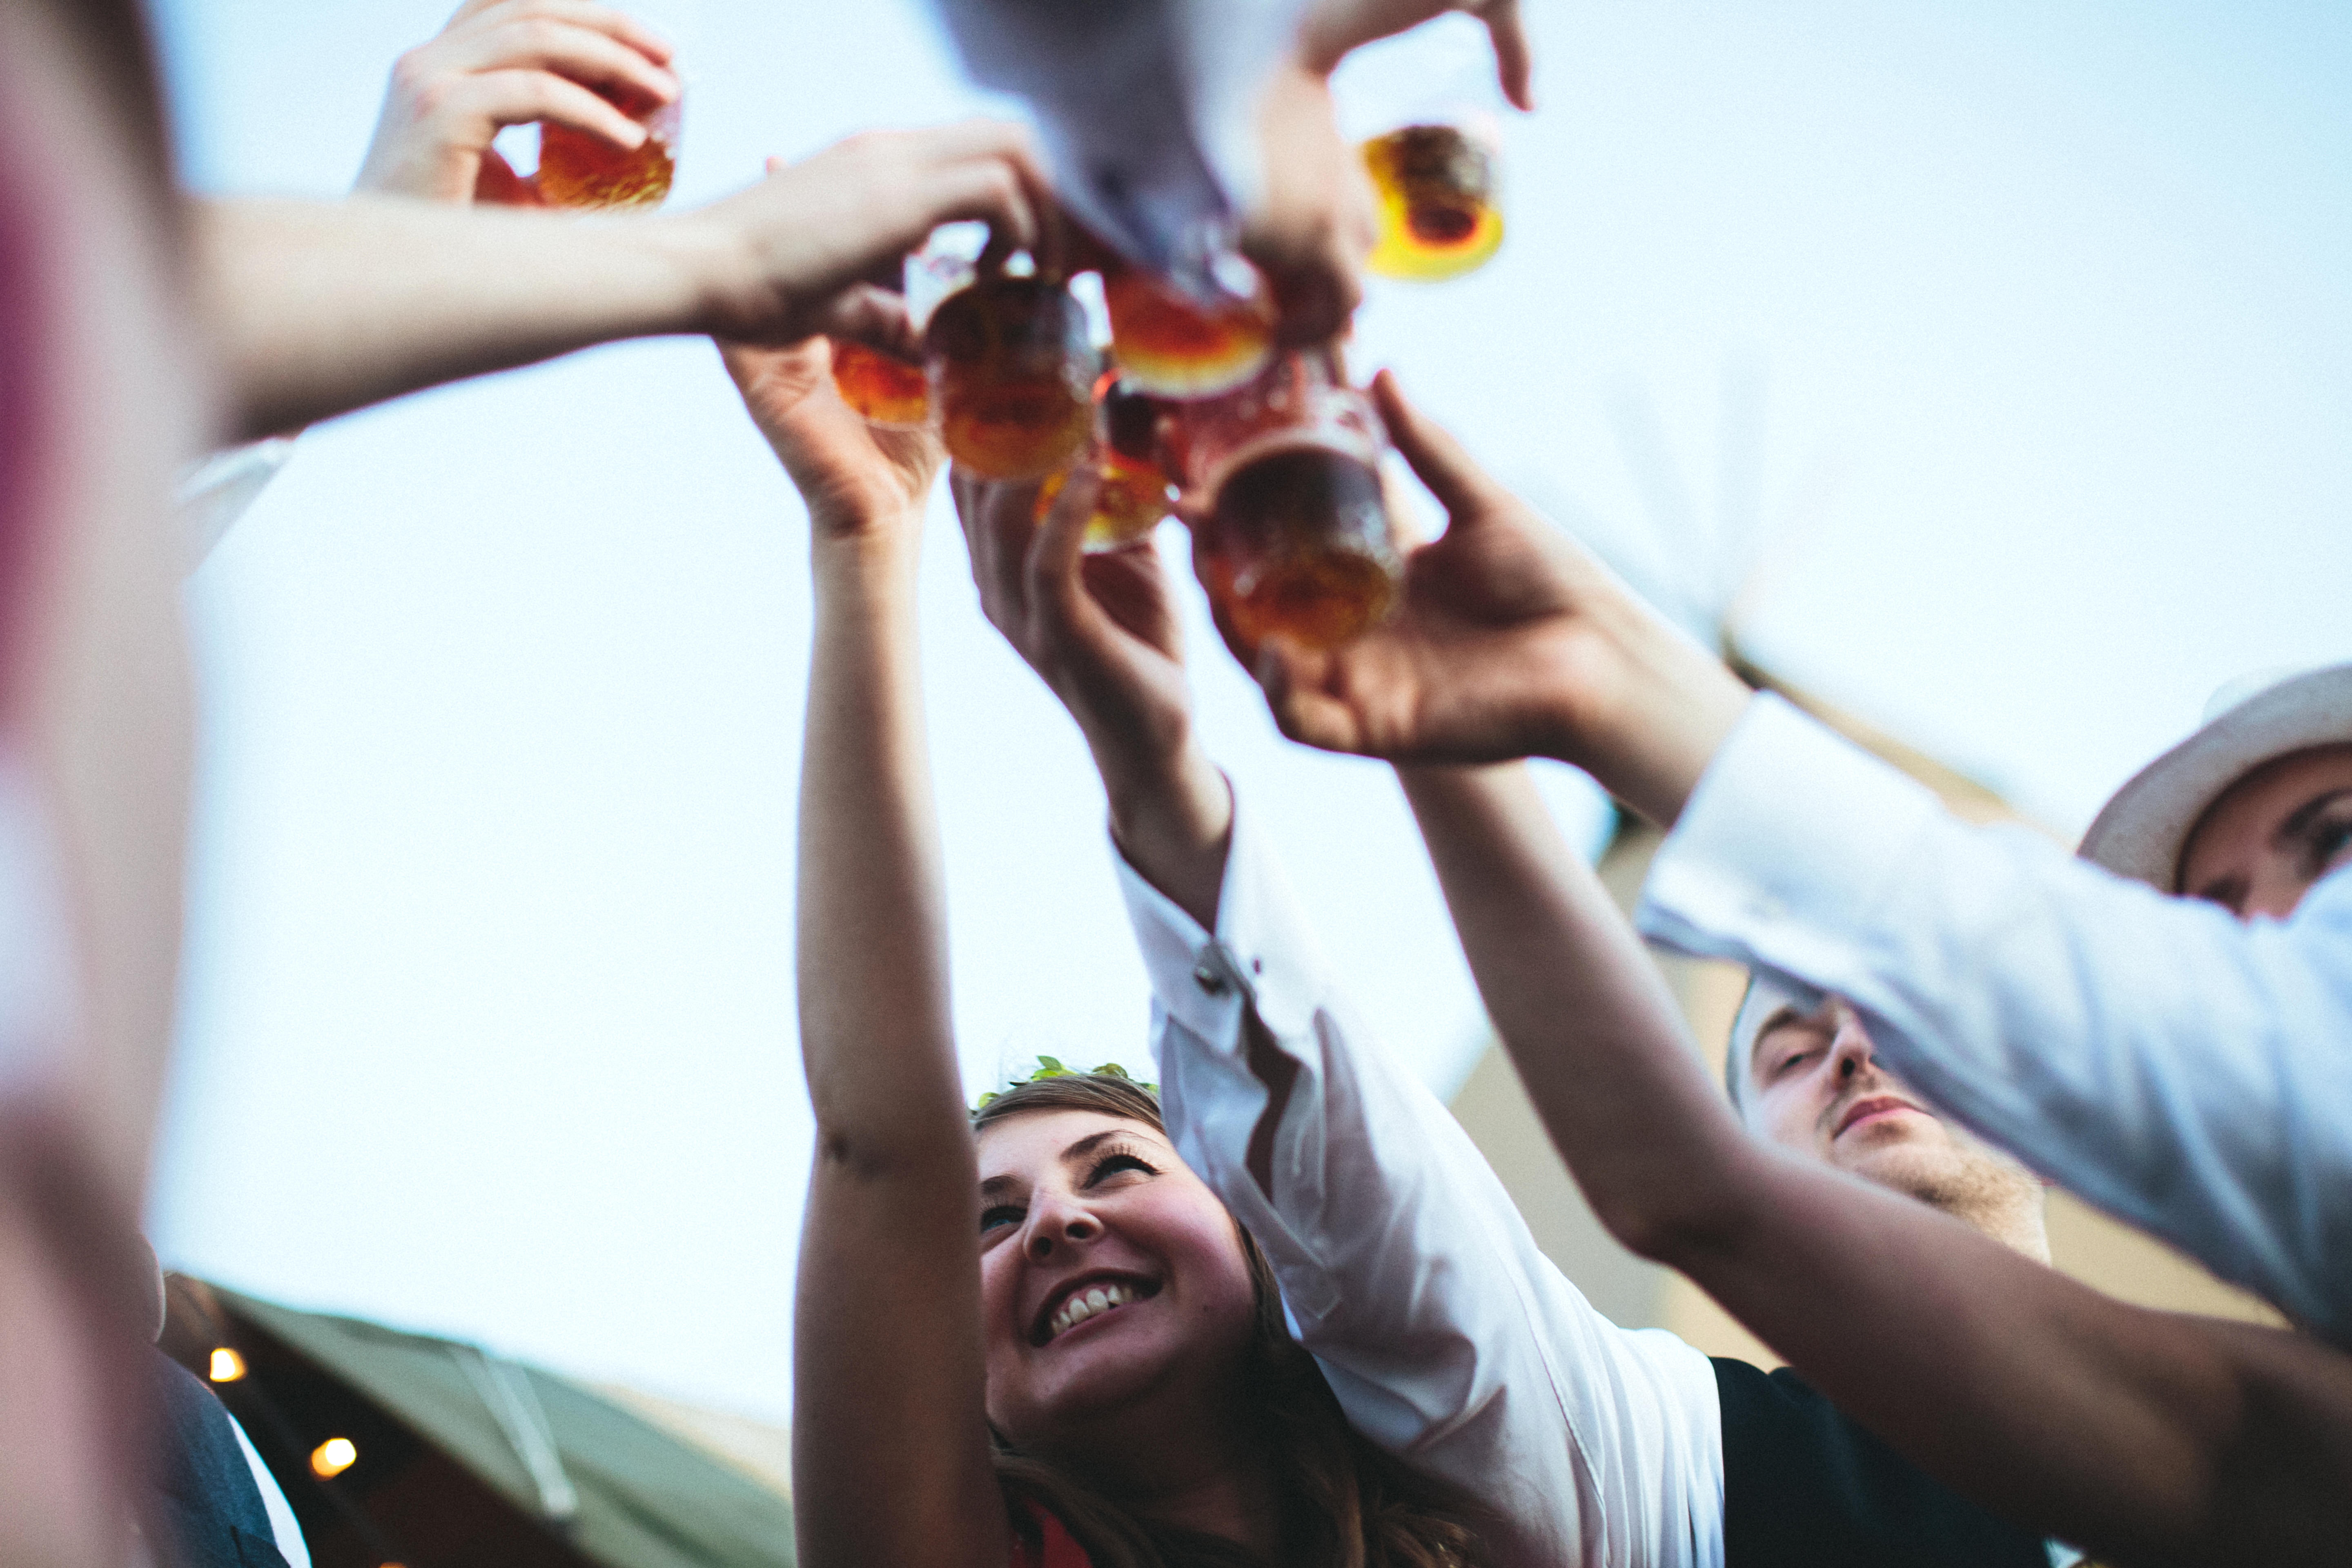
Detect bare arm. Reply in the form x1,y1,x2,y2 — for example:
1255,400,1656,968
726,340,1005,1568
1399,762,2352,1564
199,119,1051,438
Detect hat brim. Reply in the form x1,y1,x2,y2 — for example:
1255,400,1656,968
2078,664,2352,891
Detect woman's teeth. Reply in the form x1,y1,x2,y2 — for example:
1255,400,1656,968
1047,1281,1139,1341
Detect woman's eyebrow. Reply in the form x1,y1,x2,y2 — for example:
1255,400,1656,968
978,1174,1020,1199
1058,1129,1126,1167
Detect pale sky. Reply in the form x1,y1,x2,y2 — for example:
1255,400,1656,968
147,0,2352,1428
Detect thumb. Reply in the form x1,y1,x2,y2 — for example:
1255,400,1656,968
813,285,923,361
1253,635,1357,753
1027,460,1103,628
1370,369,1501,530
1481,0,1536,112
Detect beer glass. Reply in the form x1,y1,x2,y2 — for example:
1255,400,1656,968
1173,350,1399,649
830,340,930,430
1038,375,1179,553
1361,117,1502,281
1334,14,1506,282
1100,261,1274,400
924,273,1098,480
539,82,682,210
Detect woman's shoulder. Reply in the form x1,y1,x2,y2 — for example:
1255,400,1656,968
1010,1496,1095,1568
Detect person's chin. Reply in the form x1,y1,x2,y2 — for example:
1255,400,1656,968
1840,1133,1965,1197
1020,1319,1184,1426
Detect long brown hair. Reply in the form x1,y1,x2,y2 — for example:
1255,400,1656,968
973,1074,1491,1568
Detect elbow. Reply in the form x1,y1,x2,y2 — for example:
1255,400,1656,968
808,1116,970,1189
1586,1156,1758,1269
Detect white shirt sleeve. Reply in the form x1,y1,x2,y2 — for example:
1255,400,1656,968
1116,793,1723,1568
227,1411,311,1568
1636,692,2352,1341
176,436,296,571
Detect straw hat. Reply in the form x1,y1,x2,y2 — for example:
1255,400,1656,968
2078,664,2352,891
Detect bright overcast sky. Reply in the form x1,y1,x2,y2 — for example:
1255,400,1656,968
147,0,2352,1427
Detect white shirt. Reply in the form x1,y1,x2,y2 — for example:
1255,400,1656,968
228,1412,312,1568
1116,796,1725,1568
1637,692,2352,1343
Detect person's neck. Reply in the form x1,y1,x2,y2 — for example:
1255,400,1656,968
1949,1190,2051,1264
1038,1378,1283,1559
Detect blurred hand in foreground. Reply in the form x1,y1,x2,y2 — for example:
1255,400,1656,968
692,127,1052,347
355,0,680,204
1248,371,1753,824
1296,0,1534,107
1249,0,1534,343
206,117,1045,437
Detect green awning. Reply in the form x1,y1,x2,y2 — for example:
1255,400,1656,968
182,1281,796,1568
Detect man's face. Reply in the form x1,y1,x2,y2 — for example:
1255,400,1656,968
1743,989,2037,1216
2177,742,2352,920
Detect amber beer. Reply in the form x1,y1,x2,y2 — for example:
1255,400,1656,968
1361,123,1502,281
1177,352,1399,650
1100,265,1274,400
923,275,1096,480
1037,377,1178,552
539,84,680,210
831,340,930,430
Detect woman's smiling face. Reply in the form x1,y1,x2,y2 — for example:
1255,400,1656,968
974,1108,1259,1447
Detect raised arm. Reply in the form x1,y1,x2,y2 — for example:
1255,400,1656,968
1246,372,2352,1345
200,120,1050,438
953,473,1722,1568
1399,761,2352,1563
726,339,1005,1568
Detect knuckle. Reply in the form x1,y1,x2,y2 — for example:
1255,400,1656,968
389,50,442,96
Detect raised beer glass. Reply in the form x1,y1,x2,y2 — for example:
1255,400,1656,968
1334,14,1506,282
1361,118,1502,281
924,272,1098,480
1037,374,1179,552
1100,261,1274,400
830,340,930,430
1173,350,1399,650
538,82,682,210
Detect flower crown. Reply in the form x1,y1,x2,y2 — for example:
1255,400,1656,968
973,1056,1156,1112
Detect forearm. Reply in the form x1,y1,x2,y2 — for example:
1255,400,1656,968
1637,695,2352,1337
1682,1148,2352,1559
1101,740,1233,935
797,535,968,1171
793,540,1005,1566
194,196,740,437
1399,766,2352,1556
1396,762,1753,1246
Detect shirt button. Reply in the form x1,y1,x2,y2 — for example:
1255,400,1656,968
1193,962,1228,997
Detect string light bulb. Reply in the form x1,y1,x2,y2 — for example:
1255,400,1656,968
207,1348,246,1383
310,1437,358,1478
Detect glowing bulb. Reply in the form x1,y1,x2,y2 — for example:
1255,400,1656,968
207,1348,246,1383
310,1437,357,1478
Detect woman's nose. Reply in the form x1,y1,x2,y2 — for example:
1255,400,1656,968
1022,1193,1099,1258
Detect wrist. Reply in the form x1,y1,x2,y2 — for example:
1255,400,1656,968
1103,742,1229,849
811,516,922,594
1567,600,1752,826
1106,747,1234,933
654,204,768,339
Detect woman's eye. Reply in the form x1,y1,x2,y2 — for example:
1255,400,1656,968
1086,1152,1156,1187
1771,1049,1817,1078
980,1205,1024,1234
2304,817,2352,876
